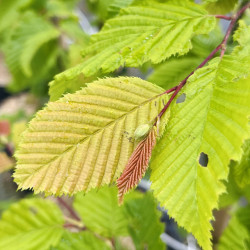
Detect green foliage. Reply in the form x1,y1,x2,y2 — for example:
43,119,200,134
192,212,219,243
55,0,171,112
74,186,165,249
2,1,250,249
124,192,165,250
219,168,250,209
0,190,165,250
0,0,88,96
50,0,215,100
148,57,201,89
51,231,110,250
0,199,65,250
74,186,129,237
1,11,60,94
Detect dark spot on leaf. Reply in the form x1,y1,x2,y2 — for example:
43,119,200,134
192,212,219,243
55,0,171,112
155,101,157,107
162,99,165,106
29,206,38,215
176,93,186,104
199,152,208,167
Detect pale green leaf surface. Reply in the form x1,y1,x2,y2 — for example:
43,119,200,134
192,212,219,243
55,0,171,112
51,231,110,250
74,186,128,237
148,57,201,90
14,77,169,195
124,192,165,250
203,0,238,14
0,198,64,250
49,1,215,100
150,55,250,250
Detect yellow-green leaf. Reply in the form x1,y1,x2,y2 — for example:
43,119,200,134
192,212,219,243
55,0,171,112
14,77,169,195
49,0,215,100
150,55,250,250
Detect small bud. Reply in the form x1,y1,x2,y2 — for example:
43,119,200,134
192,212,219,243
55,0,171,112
134,124,151,141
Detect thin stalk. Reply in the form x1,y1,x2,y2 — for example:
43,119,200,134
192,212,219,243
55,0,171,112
157,2,250,120
57,197,81,221
215,15,232,21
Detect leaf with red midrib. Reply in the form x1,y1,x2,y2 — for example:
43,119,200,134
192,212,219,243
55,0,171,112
117,128,156,204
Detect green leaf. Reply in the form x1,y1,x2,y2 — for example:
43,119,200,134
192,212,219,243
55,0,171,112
14,77,169,195
107,0,135,17
148,57,201,90
232,139,250,188
124,192,165,250
0,0,32,33
49,0,215,99
0,198,65,250
3,11,60,77
51,231,110,250
219,167,250,208
2,11,60,95
150,54,250,250
74,186,128,237
233,20,250,57
218,207,250,250
203,0,238,14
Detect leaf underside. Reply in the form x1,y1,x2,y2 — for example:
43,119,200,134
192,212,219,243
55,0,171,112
150,54,250,250
14,77,169,195
117,128,156,204
49,0,215,100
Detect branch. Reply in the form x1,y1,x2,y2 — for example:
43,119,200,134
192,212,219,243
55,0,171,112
157,2,250,120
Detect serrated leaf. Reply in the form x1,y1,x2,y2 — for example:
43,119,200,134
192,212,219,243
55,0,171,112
51,231,110,250
0,198,65,250
74,186,128,237
150,54,250,249
218,207,250,250
49,1,215,100
124,192,165,250
14,77,169,195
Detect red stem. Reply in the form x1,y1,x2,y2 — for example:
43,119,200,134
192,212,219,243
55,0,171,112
215,15,232,21
157,2,250,120
57,197,81,221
